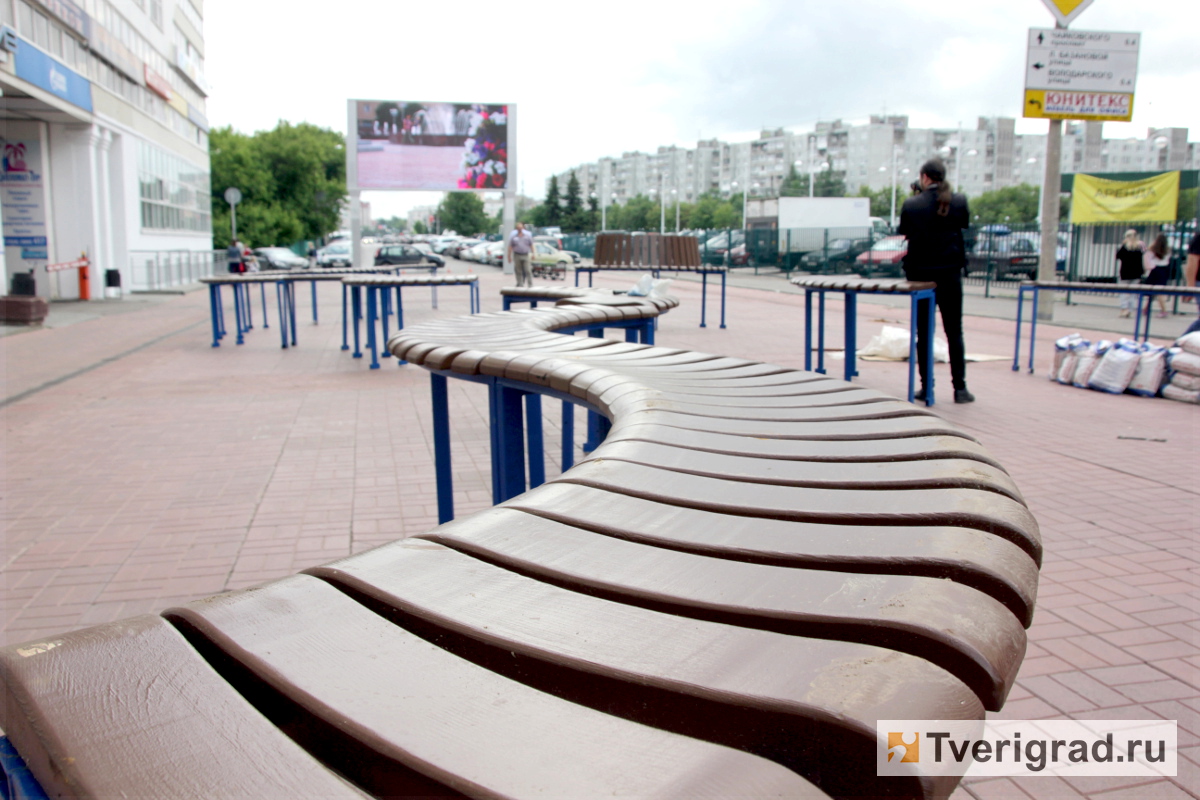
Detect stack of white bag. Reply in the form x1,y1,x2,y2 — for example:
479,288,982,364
1162,332,1200,404
1050,333,1171,396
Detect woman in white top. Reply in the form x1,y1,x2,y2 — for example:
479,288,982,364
1141,233,1172,319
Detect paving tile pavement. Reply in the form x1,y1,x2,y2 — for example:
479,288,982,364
1,262,1197,799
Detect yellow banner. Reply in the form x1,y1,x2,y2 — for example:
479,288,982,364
1070,171,1179,224
1024,90,1134,122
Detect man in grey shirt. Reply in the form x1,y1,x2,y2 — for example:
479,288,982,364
507,222,534,288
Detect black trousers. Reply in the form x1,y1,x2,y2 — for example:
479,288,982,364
907,267,967,390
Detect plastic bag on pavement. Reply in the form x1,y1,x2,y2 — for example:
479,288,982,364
1072,340,1111,388
1087,339,1141,394
627,274,672,298
1051,333,1083,381
857,325,948,362
1127,345,1168,397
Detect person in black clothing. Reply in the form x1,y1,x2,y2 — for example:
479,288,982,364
1114,229,1145,318
898,158,974,403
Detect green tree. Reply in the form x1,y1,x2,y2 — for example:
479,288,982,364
971,184,1040,224
543,175,562,226
586,193,600,232
437,192,492,236
813,164,846,198
856,185,896,218
780,165,807,197
413,220,428,234
1177,188,1198,222
563,173,585,232
210,122,346,248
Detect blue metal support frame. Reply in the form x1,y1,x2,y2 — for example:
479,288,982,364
525,393,545,489
0,736,50,799
431,373,454,525
259,282,269,329
561,400,574,471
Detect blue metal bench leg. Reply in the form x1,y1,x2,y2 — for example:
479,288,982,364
1028,288,1040,373
525,393,545,489
720,270,727,328
380,287,391,359
816,291,827,374
352,285,363,358
260,282,269,329
311,280,318,324
288,282,297,346
561,400,574,471
233,283,245,345
0,737,50,800
276,282,289,349
394,286,407,366
700,272,708,328
245,283,254,330
487,381,503,505
366,287,380,369
472,282,480,314
216,285,226,340
341,283,350,350
925,290,937,406
844,291,858,381
907,292,918,403
1012,285,1025,371
625,327,638,343
209,284,222,347
431,373,454,524
804,289,813,371
496,385,527,502
583,329,606,453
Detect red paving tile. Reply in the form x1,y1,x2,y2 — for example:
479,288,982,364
2,265,1198,799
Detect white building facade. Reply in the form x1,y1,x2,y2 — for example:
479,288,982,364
0,0,210,300
554,116,1198,213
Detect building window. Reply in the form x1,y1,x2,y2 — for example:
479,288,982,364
138,142,211,233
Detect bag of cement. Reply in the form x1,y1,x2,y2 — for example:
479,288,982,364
1073,340,1111,388
1161,383,1200,404
1127,345,1168,397
1056,338,1089,384
1051,333,1083,381
1167,349,1200,377
1175,331,1200,356
1087,339,1141,394
1168,372,1200,391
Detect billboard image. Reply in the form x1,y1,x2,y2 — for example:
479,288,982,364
354,100,509,191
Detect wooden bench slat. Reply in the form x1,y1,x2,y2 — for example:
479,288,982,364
308,537,978,800
618,407,975,441
504,483,1038,623
167,575,825,800
416,510,1027,709
557,459,1042,562
0,615,369,799
587,438,1024,501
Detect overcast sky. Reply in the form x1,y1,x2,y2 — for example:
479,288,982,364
205,0,1200,221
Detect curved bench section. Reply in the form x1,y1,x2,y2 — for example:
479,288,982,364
0,296,1040,800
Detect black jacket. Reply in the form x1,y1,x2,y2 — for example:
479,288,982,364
898,185,970,272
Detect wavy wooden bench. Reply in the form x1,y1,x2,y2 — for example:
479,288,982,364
0,291,1040,800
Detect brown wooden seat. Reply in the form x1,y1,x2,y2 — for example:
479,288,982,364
0,289,1039,800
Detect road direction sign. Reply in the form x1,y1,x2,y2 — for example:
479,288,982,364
1040,0,1094,27
1024,28,1139,122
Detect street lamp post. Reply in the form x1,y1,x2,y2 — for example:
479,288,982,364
659,171,666,235
672,188,679,232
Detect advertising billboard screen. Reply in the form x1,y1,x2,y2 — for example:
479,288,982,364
354,100,509,191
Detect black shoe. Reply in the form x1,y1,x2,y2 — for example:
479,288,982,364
954,388,975,404
913,387,927,403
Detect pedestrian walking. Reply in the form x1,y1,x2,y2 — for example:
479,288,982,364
508,222,534,288
227,239,246,274
1141,233,1172,319
898,157,974,403
1114,229,1144,317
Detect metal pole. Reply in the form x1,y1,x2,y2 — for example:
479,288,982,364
890,146,898,227
230,203,237,241
659,172,665,234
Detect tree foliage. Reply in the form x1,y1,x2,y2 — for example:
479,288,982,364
437,192,495,236
856,185,900,218
812,164,846,198
780,165,807,197
543,176,562,226
209,122,345,249
970,184,1040,224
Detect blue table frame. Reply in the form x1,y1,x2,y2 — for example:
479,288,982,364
205,278,295,349
354,279,482,369
801,285,937,406
1013,282,1200,373
426,316,656,524
574,266,727,329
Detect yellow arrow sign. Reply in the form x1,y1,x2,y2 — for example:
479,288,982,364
1041,0,1094,26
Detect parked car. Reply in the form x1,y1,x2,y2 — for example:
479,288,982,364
448,239,481,258
799,238,872,273
531,243,572,278
1011,231,1070,273
316,242,353,268
701,230,745,264
254,247,309,270
965,236,1039,280
854,236,908,276
726,244,752,266
410,243,446,268
484,241,506,266
534,235,581,263
461,242,491,263
375,243,435,267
